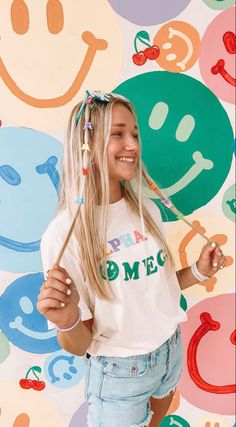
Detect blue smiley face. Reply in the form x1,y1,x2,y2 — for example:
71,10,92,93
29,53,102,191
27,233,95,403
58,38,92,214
0,273,60,353
0,127,62,272
44,349,86,389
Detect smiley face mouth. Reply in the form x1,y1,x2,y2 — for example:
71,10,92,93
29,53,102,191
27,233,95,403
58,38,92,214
187,311,236,394
211,59,236,87
0,31,108,108
0,235,40,252
9,315,56,339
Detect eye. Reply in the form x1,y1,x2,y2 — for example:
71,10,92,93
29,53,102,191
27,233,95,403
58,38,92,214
0,165,21,185
11,0,29,35
133,134,139,140
46,0,64,34
112,132,122,137
36,156,60,194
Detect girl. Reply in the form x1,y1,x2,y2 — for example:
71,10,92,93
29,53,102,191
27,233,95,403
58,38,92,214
37,91,226,427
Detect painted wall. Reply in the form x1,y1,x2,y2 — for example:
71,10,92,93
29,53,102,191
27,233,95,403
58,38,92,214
0,1,235,426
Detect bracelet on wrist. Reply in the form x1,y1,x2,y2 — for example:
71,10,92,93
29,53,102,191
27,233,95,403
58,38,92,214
56,308,82,332
191,261,209,282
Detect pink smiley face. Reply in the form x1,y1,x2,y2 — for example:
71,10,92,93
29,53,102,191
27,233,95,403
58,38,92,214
199,7,235,104
179,293,235,415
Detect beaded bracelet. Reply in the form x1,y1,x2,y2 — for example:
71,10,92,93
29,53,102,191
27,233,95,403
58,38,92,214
191,261,209,282
57,308,82,332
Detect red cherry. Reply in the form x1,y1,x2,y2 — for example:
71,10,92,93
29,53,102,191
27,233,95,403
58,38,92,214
144,45,160,60
19,378,33,389
32,379,46,391
132,51,147,66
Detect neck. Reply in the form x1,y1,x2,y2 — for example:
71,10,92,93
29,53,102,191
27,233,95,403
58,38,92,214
109,182,123,203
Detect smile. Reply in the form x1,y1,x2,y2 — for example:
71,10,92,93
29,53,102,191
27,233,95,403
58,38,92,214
117,157,135,163
9,315,56,339
0,235,40,252
0,31,108,108
162,151,213,197
187,311,236,394
211,59,236,87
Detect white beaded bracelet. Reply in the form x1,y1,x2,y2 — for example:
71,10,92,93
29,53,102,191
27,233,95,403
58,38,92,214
191,262,209,282
57,308,82,332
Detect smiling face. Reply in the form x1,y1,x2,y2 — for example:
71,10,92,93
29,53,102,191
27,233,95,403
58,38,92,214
107,104,140,198
0,0,123,132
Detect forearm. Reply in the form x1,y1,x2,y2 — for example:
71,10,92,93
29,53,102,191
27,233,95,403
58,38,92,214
176,266,200,290
57,321,92,356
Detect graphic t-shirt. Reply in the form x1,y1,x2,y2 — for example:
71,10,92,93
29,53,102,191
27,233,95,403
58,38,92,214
41,198,187,357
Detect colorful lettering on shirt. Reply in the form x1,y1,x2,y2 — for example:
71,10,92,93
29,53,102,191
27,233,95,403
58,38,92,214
100,260,119,281
119,233,135,248
134,230,147,244
100,249,167,283
107,230,146,254
122,261,140,281
108,238,121,252
157,249,166,266
142,256,158,276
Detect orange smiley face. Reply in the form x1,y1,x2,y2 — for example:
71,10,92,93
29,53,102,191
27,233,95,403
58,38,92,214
153,20,200,72
0,0,123,131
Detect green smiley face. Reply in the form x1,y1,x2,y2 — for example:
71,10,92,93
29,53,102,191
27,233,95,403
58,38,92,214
100,260,119,281
114,72,234,221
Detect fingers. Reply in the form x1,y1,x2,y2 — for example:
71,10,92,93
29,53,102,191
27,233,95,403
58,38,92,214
211,245,226,270
38,286,70,305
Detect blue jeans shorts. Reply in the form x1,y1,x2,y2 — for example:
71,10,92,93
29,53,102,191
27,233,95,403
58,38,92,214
84,326,183,427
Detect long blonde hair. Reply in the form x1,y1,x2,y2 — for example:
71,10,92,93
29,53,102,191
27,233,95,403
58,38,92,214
59,94,174,300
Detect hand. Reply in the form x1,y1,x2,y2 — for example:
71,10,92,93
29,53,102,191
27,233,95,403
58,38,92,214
37,264,80,329
196,242,226,278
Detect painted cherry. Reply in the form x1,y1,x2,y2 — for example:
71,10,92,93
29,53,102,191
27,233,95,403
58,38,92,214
132,51,147,66
19,365,45,391
32,379,46,391
144,45,160,60
19,378,34,389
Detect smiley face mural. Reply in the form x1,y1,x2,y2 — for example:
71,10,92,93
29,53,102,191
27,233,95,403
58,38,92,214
0,0,123,132
154,21,200,72
108,0,192,25
114,72,234,220
0,381,65,427
199,7,236,104
0,273,60,353
0,127,62,272
179,294,235,415
202,0,235,10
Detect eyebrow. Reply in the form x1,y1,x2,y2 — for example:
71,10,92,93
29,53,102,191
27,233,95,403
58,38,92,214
112,123,138,129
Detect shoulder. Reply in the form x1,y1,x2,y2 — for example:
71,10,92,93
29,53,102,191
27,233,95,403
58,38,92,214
41,209,72,246
142,198,163,225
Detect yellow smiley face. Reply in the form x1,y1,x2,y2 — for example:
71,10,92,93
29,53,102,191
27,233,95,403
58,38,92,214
0,0,123,132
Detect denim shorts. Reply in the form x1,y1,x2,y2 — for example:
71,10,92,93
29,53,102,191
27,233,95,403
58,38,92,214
84,326,183,427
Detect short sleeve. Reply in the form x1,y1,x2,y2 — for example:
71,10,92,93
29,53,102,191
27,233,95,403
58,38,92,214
40,211,93,321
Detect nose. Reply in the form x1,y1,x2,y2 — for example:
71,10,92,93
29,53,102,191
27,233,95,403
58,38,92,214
124,134,138,151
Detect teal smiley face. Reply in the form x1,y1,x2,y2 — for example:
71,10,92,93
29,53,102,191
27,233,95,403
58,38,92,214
114,72,234,221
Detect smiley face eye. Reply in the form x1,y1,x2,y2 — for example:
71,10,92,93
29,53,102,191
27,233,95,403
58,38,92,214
46,0,64,34
0,165,21,185
11,0,29,35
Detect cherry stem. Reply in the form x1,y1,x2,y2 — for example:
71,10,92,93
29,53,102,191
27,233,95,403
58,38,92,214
134,34,151,53
25,367,40,381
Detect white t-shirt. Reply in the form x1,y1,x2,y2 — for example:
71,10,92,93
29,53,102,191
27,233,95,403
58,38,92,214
40,198,187,357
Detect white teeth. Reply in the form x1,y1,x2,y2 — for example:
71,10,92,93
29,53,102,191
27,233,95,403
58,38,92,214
117,157,134,163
